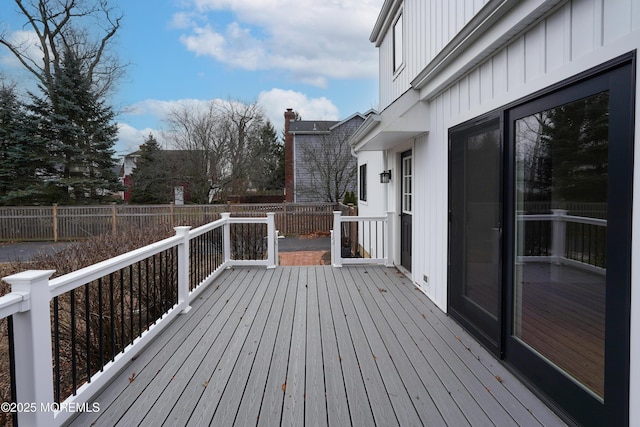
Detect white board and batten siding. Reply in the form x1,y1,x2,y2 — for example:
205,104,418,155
377,0,492,110
410,0,640,307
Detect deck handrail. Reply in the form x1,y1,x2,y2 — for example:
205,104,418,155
331,211,393,267
1,213,277,426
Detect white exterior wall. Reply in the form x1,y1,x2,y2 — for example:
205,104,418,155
399,1,640,423
356,151,385,217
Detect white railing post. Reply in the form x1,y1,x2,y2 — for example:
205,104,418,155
333,211,343,267
221,213,231,265
551,209,568,265
4,270,56,426
174,226,192,314
266,213,276,269
385,212,394,267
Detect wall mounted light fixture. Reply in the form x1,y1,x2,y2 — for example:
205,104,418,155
379,170,392,183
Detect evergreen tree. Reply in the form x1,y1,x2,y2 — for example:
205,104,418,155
129,134,173,204
251,121,284,191
538,92,609,203
29,48,121,204
0,84,51,205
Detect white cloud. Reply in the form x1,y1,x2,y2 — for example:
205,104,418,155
169,12,196,29
126,98,212,118
258,88,339,133
0,30,42,69
115,123,164,155
174,0,383,86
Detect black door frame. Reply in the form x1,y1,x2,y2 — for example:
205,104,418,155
447,52,634,427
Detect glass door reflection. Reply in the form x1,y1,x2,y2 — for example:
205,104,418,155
513,92,608,399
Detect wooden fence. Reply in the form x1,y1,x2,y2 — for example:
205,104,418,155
0,203,338,242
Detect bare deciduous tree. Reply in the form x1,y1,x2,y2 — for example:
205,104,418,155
215,100,265,194
0,0,124,96
163,99,269,202
297,124,357,203
163,102,223,203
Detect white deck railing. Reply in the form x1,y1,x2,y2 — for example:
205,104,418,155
331,211,393,267
0,213,277,426
518,209,607,274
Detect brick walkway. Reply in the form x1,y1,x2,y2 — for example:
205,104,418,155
279,250,330,266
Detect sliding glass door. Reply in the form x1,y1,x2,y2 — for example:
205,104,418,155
449,54,634,427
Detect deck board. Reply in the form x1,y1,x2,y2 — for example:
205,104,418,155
69,266,565,427
304,267,328,427
257,267,298,426
315,266,351,427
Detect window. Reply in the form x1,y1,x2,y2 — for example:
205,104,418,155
393,12,403,72
359,164,367,201
402,154,412,213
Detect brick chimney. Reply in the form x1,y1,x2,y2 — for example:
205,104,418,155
284,108,296,202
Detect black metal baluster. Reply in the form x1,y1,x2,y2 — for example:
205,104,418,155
138,261,142,337
120,271,125,353
53,296,61,402
109,273,115,361
173,247,178,304
165,249,171,308
70,288,77,394
85,282,91,384
159,250,165,313
195,235,201,286
130,265,134,346
152,254,157,323
98,278,104,371
145,258,150,328
206,231,211,278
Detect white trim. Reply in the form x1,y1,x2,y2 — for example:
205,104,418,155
392,8,405,75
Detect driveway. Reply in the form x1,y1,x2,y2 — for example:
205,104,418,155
0,242,71,263
277,236,330,252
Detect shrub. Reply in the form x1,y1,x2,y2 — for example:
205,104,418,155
0,223,175,417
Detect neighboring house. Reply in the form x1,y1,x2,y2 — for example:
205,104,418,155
349,1,638,426
120,150,214,204
283,109,372,202
119,151,141,202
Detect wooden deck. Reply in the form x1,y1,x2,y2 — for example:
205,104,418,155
69,266,565,426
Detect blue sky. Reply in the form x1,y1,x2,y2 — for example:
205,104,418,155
0,0,384,156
